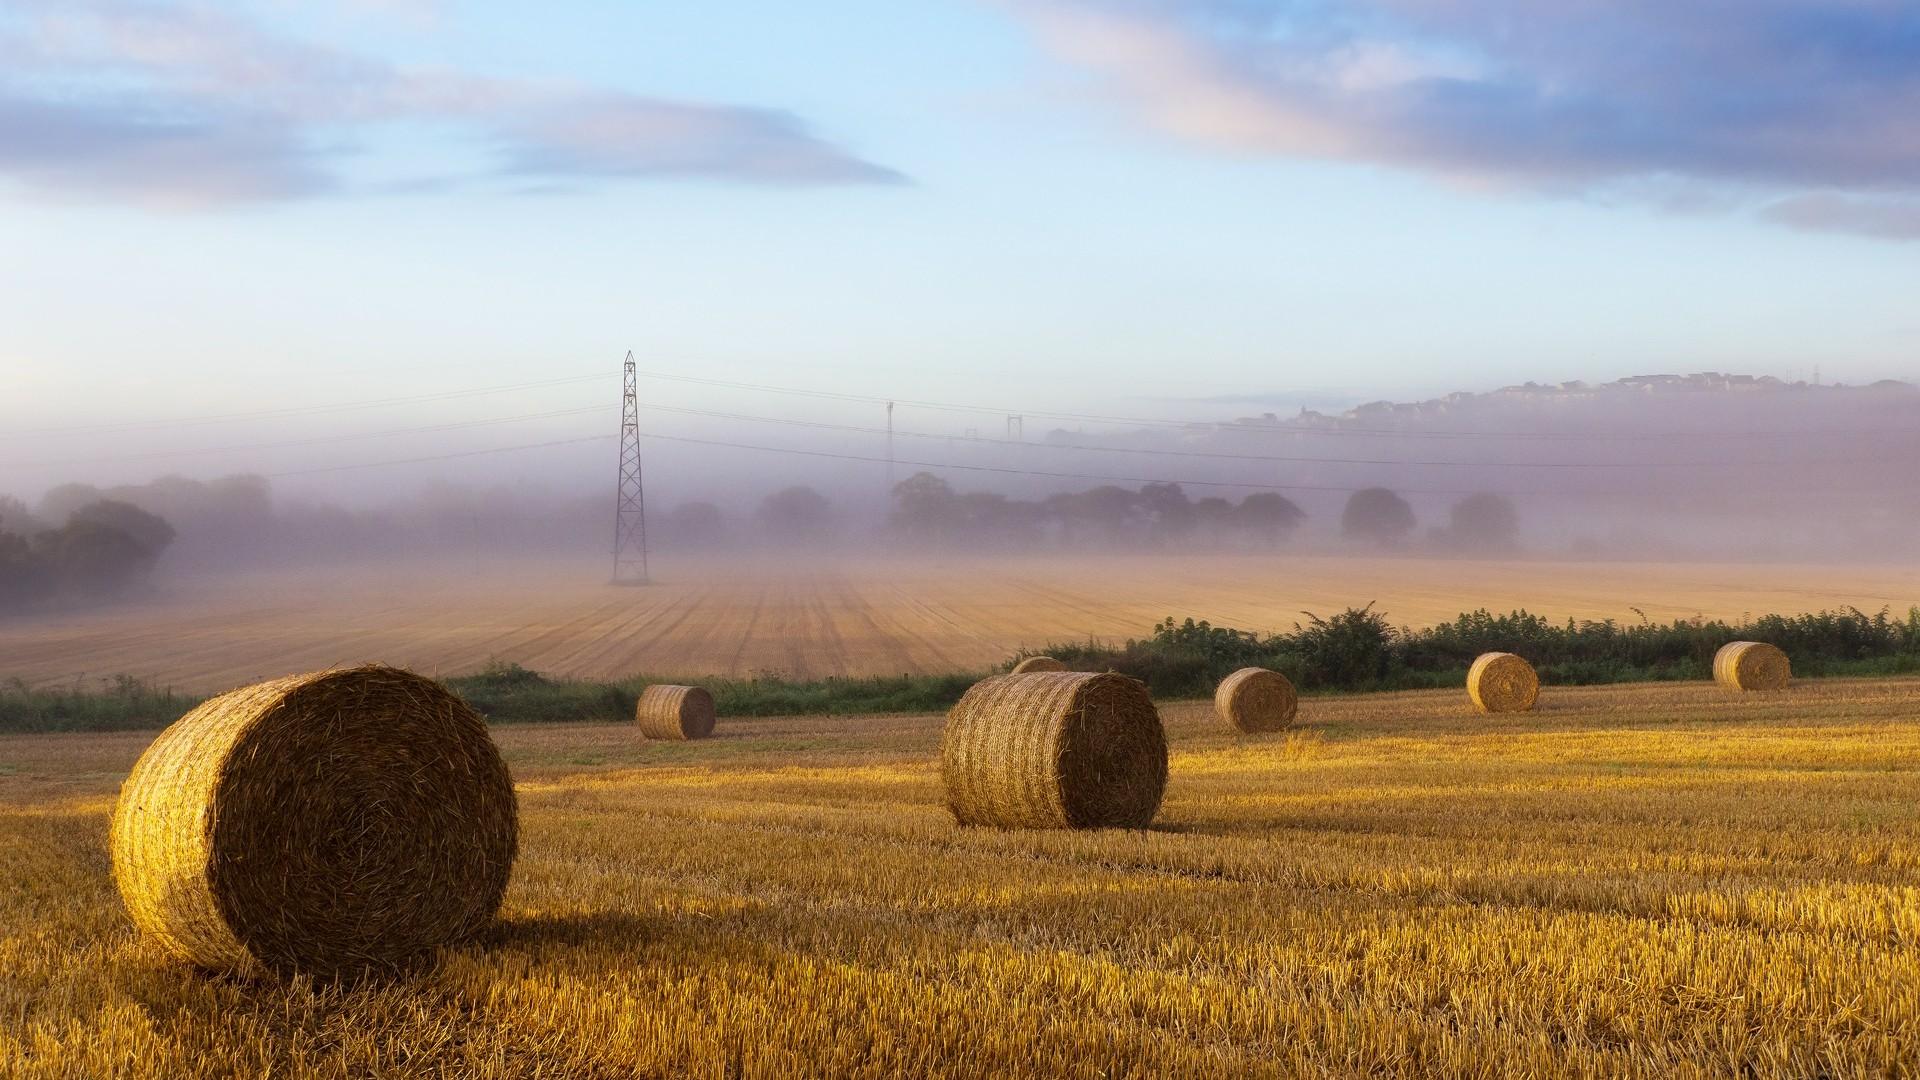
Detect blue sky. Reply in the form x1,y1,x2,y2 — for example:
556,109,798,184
3,0,1919,495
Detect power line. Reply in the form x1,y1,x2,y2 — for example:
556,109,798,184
634,430,1478,492
635,403,1879,470
103,418,1902,497
265,435,612,477
11,360,1907,448
632,368,1904,442
26,391,1886,475
633,369,1355,433
19,405,616,468
629,430,1755,497
633,430,1919,498
14,359,1904,453
15,357,1909,485
6,372,611,439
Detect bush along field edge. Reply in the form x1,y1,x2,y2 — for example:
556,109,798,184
4,605,1919,734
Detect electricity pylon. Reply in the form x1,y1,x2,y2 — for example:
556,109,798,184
612,351,649,585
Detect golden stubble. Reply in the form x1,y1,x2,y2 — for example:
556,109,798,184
5,676,1920,1077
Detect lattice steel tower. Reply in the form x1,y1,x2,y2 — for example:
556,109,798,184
611,352,650,585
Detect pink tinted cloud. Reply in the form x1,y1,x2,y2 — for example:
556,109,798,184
1004,0,1920,237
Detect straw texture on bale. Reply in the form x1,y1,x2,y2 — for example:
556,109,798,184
1214,667,1298,733
109,665,518,976
635,683,716,740
942,671,1166,830
1466,652,1540,714
1011,656,1067,674
1714,641,1791,691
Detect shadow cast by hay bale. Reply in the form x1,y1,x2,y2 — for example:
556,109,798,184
481,910,663,953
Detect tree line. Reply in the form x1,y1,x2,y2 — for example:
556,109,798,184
0,470,1521,600
0,496,176,611
658,472,1521,551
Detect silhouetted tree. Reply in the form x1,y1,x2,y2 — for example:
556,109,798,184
1189,496,1235,547
35,474,289,563
32,509,170,599
1445,493,1520,552
1234,492,1306,545
0,495,43,538
132,474,274,544
1070,485,1144,544
662,501,726,547
889,472,959,543
1192,497,1234,526
757,486,834,542
958,492,1046,547
37,483,103,525
0,526,44,609
1039,492,1079,542
1341,487,1415,547
69,500,175,556
1137,482,1195,544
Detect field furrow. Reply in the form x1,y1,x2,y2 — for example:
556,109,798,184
4,553,1919,692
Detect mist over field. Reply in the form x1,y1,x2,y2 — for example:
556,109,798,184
6,371,1918,613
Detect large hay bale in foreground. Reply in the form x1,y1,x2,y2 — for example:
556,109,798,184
1011,656,1067,674
1714,641,1790,691
110,666,517,976
942,671,1166,830
1214,667,1297,733
1467,652,1540,714
635,683,716,740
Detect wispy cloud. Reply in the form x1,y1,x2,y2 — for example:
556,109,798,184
0,0,903,207
0,92,333,206
1762,194,1920,241
493,96,907,186
1003,0,1920,238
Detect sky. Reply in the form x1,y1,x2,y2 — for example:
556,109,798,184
3,0,1919,498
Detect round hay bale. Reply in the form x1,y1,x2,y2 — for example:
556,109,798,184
1714,641,1790,691
109,665,517,976
635,683,716,740
1214,667,1297,733
1011,655,1067,674
1466,652,1539,714
941,671,1166,830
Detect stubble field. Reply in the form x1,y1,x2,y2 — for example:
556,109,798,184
6,676,1920,1077
4,553,1918,692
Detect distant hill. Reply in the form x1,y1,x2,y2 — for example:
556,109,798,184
1017,372,1920,558
1237,372,1917,433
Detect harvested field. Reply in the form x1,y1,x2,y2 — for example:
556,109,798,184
5,676,1920,1077
3,553,1918,692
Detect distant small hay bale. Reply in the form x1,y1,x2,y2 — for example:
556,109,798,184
942,671,1167,830
1714,641,1791,691
109,665,518,976
1011,656,1067,674
635,684,716,740
1467,652,1539,714
1214,667,1297,733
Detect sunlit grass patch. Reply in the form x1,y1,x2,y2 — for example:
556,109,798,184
7,678,1920,1076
